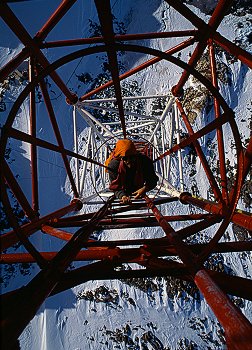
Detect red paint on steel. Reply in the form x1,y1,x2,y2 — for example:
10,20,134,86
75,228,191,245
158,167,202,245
166,0,233,96
48,260,252,301
79,37,195,101
0,2,78,104
0,172,47,268
175,99,224,204
39,77,79,197
94,0,127,138
194,270,252,349
145,195,198,272
8,127,107,168
154,109,230,160
155,110,233,159
42,30,197,48
35,0,77,41
1,0,251,347
3,160,36,220
58,212,214,222
2,241,252,264
0,200,82,251
179,194,252,232
52,213,214,228
41,225,74,241
0,48,29,82
0,197,113,349
163,0,252,69
213,31,252,69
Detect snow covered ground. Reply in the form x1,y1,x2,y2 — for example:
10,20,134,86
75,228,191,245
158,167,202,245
1,1,251,349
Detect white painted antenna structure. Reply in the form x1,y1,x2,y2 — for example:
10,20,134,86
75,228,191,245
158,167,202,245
72,94,185,203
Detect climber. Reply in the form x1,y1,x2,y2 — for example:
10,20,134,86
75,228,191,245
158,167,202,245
105,139,158,204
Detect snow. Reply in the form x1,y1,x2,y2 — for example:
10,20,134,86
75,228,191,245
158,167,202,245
1,0,251,349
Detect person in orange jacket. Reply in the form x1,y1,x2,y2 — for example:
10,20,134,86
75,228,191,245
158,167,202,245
105,139,158,204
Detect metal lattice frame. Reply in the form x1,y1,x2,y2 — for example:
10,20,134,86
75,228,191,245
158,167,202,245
0,0,252,349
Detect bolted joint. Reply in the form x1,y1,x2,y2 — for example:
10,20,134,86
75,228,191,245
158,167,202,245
65,93,79,105
71,198,83,211
171,85,184,97
179,192,192,205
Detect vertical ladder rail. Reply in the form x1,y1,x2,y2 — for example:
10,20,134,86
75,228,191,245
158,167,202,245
79,127,92,195
174,104,184,191
166,109,174,181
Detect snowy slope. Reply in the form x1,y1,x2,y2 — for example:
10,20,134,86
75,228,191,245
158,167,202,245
1,1,252,349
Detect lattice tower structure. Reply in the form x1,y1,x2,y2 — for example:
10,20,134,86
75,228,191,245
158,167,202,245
0,0,252,349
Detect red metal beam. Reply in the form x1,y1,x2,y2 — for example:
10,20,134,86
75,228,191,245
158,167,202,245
213,31,252,69
2,241,252,264
163,0,252,69
192,120,245,264
0,48,29,83
208,40,229,203
104,212,212,220
165,0,233,96
39,77,79,197
41,225,73,241
0,1,77,82
0,2,77,104
42,30,197,48
35,0,77,41
53,191,251,231
144,257,252,301
56,212,213,224
48,259,252,301
8,127,106,168
79,37,195,101
51,214,215,229
154,108,231,164
1,43,232,142
145,193,252,345
94,0,126,138
3,159,36,220
154,110,232,160
0,1,251,348
175,99,224,204
90,214,220,233
145,195,197,272
0,199,82,251
0,168,47,268
207,269,252,302
194,270,252,349
179,193,252,232
0,196,113,349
